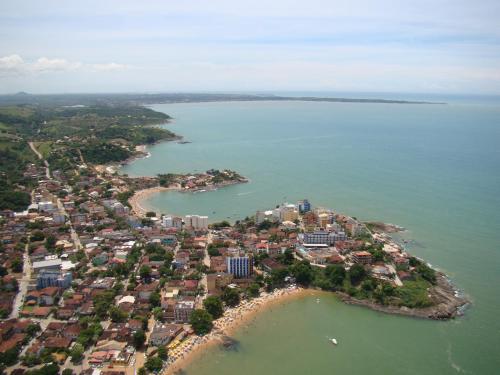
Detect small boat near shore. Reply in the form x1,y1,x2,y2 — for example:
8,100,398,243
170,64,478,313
330,338,338,345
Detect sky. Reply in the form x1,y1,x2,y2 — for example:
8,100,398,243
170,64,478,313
1,0,500,95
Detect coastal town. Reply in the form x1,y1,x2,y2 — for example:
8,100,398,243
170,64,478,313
0,154,467,375
0,103,466,375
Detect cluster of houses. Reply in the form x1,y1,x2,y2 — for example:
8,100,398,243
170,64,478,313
0,154,416,375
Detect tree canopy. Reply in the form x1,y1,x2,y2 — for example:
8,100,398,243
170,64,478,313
203,296,224,319
189,309,213,335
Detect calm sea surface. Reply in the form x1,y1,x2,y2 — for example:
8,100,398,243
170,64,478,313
121,99,500,374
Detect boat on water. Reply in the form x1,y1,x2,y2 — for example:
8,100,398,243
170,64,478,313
316,298,320,303
330,338,338,345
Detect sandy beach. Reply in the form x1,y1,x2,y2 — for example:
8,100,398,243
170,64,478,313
163,286,316,375
128,178,247,218
129,186,173,216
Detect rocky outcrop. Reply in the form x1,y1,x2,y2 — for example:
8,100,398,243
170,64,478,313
338,273,468,320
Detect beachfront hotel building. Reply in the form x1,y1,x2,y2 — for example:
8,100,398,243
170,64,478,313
184,214,209,230
174,299,196,323
255,210,277,225
162,216,183,229
303,230,347,246
298,199,311,213
280,204,299,222
226,256,253,278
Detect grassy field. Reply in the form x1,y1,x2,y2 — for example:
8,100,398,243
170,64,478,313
34,141,54,159
395,278,433,308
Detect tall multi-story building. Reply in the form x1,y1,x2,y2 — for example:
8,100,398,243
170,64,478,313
174,299,195,323
298,199,311,213
226,256,253,278
318,213,330,228
280,204,299,222
36,270,72,289
184,215,208,230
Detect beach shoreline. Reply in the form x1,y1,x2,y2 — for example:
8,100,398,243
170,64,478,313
128,186,175,217
128,178,248,218
163,286,313,375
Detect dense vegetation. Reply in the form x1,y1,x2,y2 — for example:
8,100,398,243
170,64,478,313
262,253,437,308
0,104,176,208
0,133,37,210
80,142,132,164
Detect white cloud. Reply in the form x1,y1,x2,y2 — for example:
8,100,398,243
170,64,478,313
32,57,82,72
90,62,127,71
0,54,127,76
0,54,25,75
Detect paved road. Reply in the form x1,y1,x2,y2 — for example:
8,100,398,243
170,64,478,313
386,263,403,286
56,197,82,250
203,232,212,268
9,244,32,318
28,141,51,179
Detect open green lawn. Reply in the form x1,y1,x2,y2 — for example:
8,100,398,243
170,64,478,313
395,278,433,308
34,141,54,159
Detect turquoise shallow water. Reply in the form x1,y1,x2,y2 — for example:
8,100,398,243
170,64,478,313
121,100,500,374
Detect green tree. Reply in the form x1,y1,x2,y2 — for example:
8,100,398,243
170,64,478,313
93,290,115,318
70,343,84,364
221,288,240,307
324,264,346,286
30,230,45,242
203,296,223,319
137,367,147,375
290,261,314,286
189,309,213,335
25,363,60,375
281,249,294,265
45,235,57,250
361,278,376,292
11,257,23,273
157,346,168,360
349,264,367,285
26,323,41,337
416,263,437,284
247,283,260,298
269,268,289,288
0,346,19,366
210,221,231,229
109,306,128,323
145,356,163,373
21,353,41,367
62,369,73,375
207,246,221,257
133,329,146,349
152,306,163,321
149,291,161,307
139,265,152,280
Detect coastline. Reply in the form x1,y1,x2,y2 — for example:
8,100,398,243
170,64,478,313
163,286,311,375
338,272,468,320
128,179,248,217
162,279,468,375
128,186,174,217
